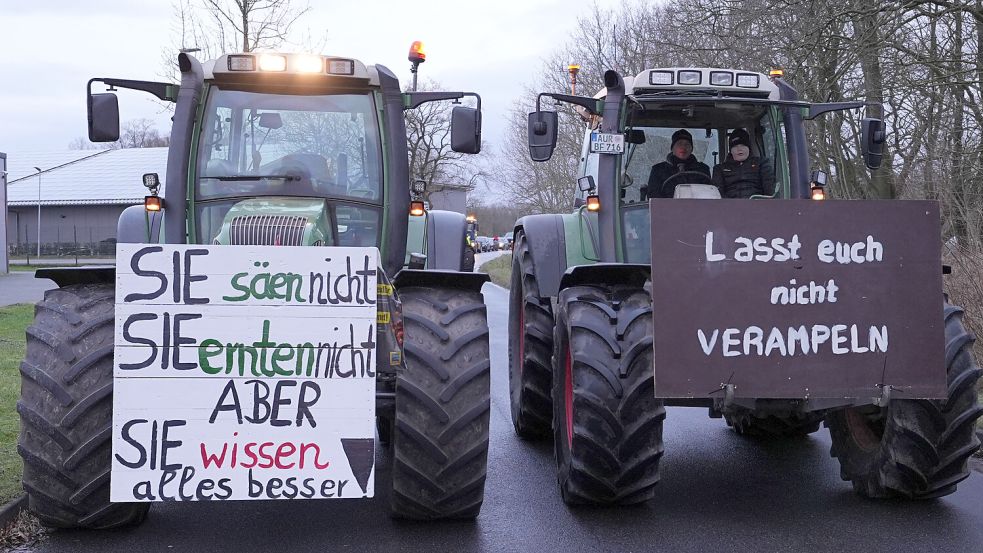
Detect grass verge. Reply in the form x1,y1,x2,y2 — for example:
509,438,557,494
481,254,512,288
0,304,31,504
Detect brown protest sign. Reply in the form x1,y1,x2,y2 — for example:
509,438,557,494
649,199,945,400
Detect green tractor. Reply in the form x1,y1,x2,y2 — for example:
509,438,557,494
464,215,479,271
18,49,491,528
511,67,982,504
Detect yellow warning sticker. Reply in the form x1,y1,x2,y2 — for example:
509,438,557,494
377,284,393,296
377,311,391,324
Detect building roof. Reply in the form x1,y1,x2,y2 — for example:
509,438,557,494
6,148,168,206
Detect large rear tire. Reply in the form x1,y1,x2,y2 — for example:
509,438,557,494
390,286,490,519
17,284,150,529
825,301,983,498
552,284,665,505
507,231,554,439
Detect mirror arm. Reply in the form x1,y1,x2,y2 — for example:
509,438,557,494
805,101,873,120
88,78,178,102
536,93,601,115
404,91,481,110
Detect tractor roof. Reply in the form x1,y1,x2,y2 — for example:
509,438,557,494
201,52,380,87
629,68,779,100
590,68,780,101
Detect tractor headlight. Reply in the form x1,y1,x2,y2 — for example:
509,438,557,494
294,55,323,73
258,54,287,72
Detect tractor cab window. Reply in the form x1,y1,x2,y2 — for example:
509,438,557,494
196,88,383,202
621,103,787,205
620,127,718,205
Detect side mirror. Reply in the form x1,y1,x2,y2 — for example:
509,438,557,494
258,112,283,129
626,129,646,144
528,111,558,162
451,106,481,154
88,93,120,142
860,118,885,170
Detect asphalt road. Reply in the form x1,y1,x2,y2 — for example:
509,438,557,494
21,281,983,553
0,272,56,307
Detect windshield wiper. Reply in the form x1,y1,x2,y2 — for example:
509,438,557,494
200,175,300,181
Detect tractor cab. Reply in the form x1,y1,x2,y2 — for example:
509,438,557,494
528,66,885,265
87,49,482,276
193,54,384,249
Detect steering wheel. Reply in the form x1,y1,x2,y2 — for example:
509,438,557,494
661,171,713,190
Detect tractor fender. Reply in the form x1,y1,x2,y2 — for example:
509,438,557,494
35,267,115,287
559,263,650,291
117,205,162,244
514,214,567,299
426,209,467,271
393,269,489,294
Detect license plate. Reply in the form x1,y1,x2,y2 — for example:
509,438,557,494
590,132,624,154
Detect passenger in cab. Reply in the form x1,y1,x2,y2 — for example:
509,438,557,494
712,129,774,198
646,129,711,199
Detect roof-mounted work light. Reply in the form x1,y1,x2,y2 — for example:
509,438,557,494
258,54,287,72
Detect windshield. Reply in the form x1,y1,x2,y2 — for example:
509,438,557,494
620,102,785,205
617,102,787,264
196,87,383,202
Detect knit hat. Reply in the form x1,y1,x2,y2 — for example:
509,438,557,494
671,129,693,148
728,128,751,149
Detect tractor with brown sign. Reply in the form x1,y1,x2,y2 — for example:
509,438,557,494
512,67,982,504
17,46,491,528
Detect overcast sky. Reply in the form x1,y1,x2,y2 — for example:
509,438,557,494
0,0,595,164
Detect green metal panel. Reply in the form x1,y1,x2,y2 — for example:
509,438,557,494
561,209,598,269
375,90,391,257
404,213,427,266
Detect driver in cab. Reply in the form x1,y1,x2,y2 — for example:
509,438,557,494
645,129,711,198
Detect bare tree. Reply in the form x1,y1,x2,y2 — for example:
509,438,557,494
68,119,169,150
67,137,106,150
161,0,312,81
111,119,171,149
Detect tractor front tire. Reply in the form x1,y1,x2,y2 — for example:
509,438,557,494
552,284,665,505
463,247,476,272
391,286,490,519
507,231,554,439
17,284,150,529
825,301,983,499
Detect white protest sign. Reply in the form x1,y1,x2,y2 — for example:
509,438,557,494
111,244,378,502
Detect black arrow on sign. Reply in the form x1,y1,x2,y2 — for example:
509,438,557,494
341,438,375,495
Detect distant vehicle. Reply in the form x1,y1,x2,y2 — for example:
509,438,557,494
476,236,494,252
505,231,514,249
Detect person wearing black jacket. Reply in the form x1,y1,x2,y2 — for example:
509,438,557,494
645,129,711,199
712,129,775,198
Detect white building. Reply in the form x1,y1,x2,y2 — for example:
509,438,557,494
4,148,167,255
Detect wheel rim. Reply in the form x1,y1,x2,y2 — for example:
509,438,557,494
844,407,884,452
565,345,574,451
